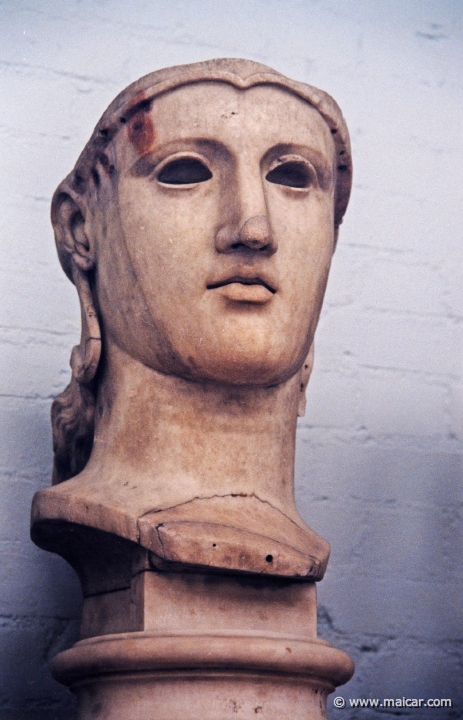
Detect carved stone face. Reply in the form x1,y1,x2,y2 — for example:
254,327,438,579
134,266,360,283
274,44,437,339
95,81,336,385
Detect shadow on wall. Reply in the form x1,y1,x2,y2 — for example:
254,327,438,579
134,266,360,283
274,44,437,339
295,434,462,717
0,400,80,720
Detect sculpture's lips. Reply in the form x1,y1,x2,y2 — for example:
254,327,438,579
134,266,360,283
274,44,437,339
207,276,276,293
207,276,276,304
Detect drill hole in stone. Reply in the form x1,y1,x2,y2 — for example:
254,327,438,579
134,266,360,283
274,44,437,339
91,168,100,187
265,554,273,563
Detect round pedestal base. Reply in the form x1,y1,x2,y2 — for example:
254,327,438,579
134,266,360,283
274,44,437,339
75,672,331,720
52,632,354,720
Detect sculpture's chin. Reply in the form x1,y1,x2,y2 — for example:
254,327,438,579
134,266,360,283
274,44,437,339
171,344,307,387
106,313,311,388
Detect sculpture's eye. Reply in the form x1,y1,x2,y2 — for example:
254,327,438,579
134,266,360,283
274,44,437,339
266,161,313,189
158,157,212,185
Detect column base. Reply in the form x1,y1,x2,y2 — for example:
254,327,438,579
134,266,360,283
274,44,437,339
52,631,354,720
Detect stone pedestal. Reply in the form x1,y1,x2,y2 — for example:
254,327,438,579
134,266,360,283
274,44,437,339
54,636,352,720
32,490,354,719
50,565,353,719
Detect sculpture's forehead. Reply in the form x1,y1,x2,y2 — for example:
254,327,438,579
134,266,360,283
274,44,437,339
121,81,334,160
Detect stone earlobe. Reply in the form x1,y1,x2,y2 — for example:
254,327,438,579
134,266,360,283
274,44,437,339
70,262,101,385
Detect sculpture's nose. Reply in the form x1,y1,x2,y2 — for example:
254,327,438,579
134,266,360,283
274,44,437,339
215,214,276,254
215,164,277,255
237,215,273,250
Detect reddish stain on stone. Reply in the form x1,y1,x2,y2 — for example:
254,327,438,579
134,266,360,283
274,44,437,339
127,92,155,155
128,113,155,155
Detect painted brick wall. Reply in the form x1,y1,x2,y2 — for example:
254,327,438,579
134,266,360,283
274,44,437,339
1,1,461,718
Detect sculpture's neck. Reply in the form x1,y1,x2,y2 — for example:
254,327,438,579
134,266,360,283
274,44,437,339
88,343,301,517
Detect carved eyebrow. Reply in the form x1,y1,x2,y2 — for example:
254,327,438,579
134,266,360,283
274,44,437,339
130,138,231,177
262,144,333,191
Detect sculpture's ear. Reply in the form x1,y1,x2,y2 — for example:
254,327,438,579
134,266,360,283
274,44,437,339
52,188,101,385
70,262,102,384
52,189,95,277
297,344,315,418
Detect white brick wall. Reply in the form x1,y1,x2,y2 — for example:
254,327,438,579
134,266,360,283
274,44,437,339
1,1,461,717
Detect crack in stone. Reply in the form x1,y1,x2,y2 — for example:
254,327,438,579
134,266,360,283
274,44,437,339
138,491,305,537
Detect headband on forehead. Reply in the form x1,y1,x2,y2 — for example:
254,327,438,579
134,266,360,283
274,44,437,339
54,58,352,278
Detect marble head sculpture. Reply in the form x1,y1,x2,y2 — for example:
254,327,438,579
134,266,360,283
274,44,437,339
50,58,351,483
31,59,354,719
36,56,352,576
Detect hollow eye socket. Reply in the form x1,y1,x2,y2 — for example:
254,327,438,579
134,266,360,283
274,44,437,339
158,157,212,185
266,161,313,189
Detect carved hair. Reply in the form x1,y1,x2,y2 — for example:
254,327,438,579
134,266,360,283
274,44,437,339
50,59,353,484
51,377,95,483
